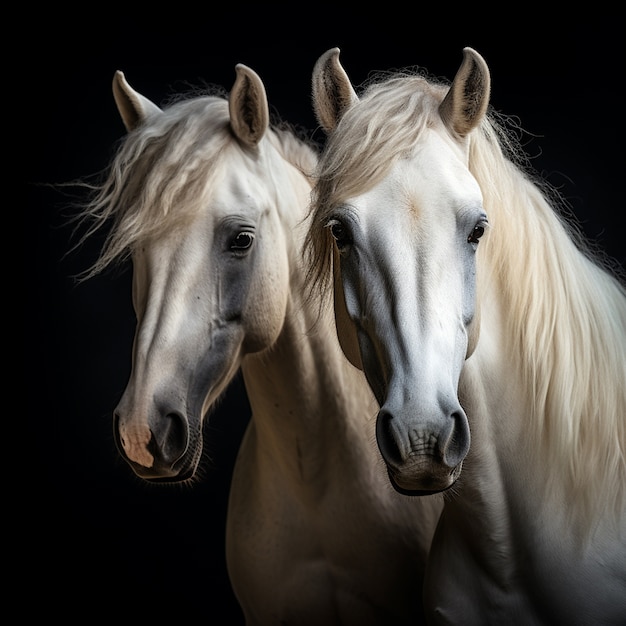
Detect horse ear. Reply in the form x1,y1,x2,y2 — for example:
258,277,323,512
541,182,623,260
112,71,162,132
312,47,359,133
229,64,269,147
439,47,490,137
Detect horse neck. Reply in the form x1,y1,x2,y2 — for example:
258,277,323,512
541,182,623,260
240,284,377,479
236,148,377,477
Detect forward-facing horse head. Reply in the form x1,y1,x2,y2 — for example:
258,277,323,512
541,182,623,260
75,63,442,625
306,46,626,623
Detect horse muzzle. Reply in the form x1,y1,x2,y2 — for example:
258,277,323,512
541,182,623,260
375,404,470,494
113,409,202,483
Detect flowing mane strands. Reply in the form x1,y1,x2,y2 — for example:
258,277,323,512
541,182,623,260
75,92,318,281
469,120,626,527
306,66,626,531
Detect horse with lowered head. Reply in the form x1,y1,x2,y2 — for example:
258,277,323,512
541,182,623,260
74,63,442,625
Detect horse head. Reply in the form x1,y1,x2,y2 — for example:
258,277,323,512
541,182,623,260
310,47,491,494
112,66,293,481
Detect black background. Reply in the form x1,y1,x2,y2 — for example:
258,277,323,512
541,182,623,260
28,10,622,623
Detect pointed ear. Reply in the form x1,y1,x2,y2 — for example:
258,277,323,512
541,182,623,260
112,71,162,132
228,64,269,147
438,47,490,137
312,47,359,133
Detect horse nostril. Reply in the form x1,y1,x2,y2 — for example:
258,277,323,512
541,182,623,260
376,409,403,465
441,409,471,468
150,412,189,465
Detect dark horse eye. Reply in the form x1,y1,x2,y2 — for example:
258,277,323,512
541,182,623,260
468,224,486,245
327,219,352,250
230,231,254,251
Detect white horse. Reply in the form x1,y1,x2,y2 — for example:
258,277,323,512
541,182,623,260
75,64,442,625
306,47,626,624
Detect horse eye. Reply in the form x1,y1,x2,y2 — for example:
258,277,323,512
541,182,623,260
230,231,254,251
326,219,352,250
468,223,486,245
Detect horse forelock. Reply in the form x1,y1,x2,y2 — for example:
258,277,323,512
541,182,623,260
72,95,230,277
75,93,318,280
470,115,626,527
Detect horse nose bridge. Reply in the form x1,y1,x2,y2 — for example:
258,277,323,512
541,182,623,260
134,268,208,362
